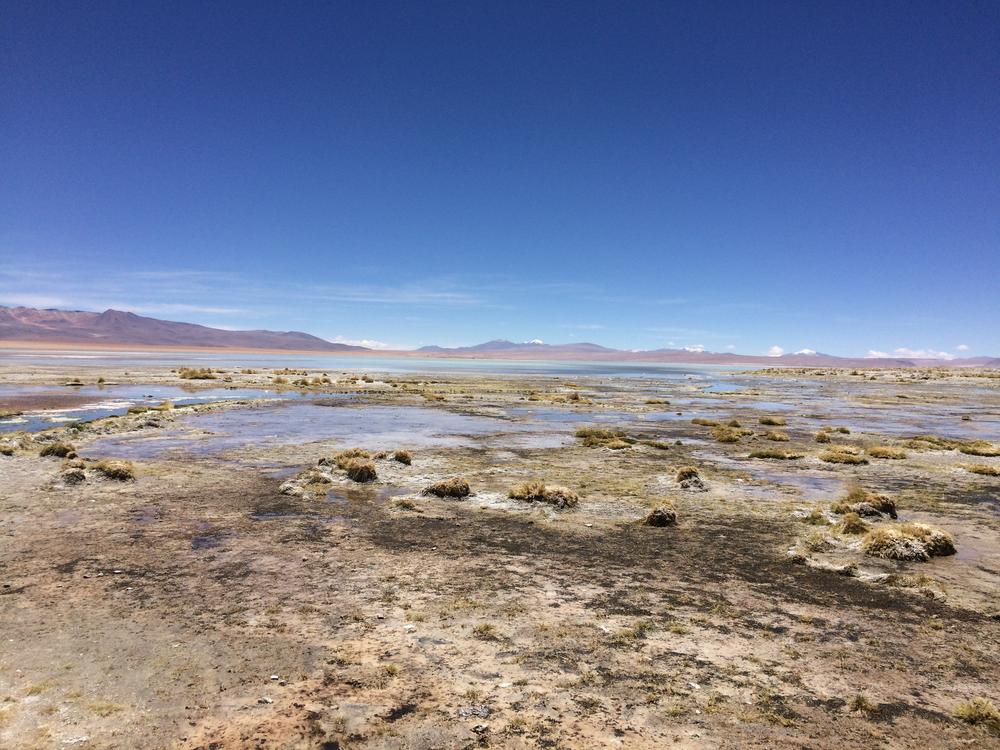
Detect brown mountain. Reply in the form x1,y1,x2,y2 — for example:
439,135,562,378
0,306,367,351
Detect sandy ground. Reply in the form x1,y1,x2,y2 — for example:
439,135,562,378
1,363,999,749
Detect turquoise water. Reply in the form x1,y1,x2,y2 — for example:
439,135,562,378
0,348,753,378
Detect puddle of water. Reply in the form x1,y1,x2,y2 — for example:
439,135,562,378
82,402,563,463
0,383,317,433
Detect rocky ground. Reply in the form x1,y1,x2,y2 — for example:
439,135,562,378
1,363,999,749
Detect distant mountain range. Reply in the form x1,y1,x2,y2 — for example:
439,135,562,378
414,339,1000,368
0,306,365,351
1,306,997,367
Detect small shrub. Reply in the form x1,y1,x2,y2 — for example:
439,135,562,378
40,442,76,458
815,431,832,443
423,477,471,498
509,481,579,509
759,416,787,426
965,464,1000,477
344,458,377,483
954,697,1000,734
849,693,877,714
95,460,135,481
472,623,499,641
392,449,412,465
867,445,907,460
691,418,719,427
764,430,789,442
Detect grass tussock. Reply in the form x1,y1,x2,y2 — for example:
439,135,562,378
178,367,217,380
711,425,742,443
867,445,907,460
815,431,832,443
575,427,631,449
392,449,412,465
508,481,579,509
642,504,677,527
832,486,897,518
40,442,76,458
691,418,719,427
759,416,787,426
423,477,471,498
95,460,135,481
953,697,1000,734
749,448,803,460
764,430,789,442
645,398,670,405
965,464,1000,477
344,458,377,483
861,522,955,561
0,443,14,456
837,512,869,535
958,441,1000,457
819,449,869,465
334,448,371,470
849,693,877,714
675,466,700,483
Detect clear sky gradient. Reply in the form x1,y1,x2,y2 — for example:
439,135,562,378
2,1,998,356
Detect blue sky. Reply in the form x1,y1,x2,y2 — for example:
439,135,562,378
2,1,997,356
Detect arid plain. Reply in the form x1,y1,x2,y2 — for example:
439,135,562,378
1,362,998,749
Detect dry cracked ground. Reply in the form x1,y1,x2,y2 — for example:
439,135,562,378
1,363,999,749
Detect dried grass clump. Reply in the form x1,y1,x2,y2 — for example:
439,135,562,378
423,477,471,498
954,697,1000,734
691,418,719,427
40,442,76,458
508,481,579,509
759,416,787,426
965,464,1000,477
642,504,677,527
749,448,802,460
95,460,135,481
575,427,631,449
0,443,15,456
675,466,700,483
711,426,742,443
764,430,789,442
819,449,869,465
831,487,897,518
861,522,955,561
344,458,377,483
334,448,371,470
837,512,869,535
958,441,1000,457
815,431,832,443
392,449,412,465
867,445,907,460
178,367,217,380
